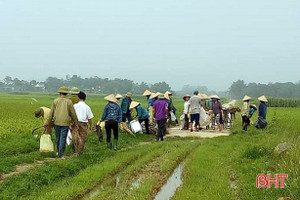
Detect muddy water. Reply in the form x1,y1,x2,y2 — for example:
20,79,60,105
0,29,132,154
154,164,183,200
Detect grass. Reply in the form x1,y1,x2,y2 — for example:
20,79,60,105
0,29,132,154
0,94,299,200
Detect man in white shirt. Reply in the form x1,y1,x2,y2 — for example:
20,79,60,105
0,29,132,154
188,90,202,132
73,91,94,155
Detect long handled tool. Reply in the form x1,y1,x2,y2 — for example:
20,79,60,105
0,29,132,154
32,126,44,135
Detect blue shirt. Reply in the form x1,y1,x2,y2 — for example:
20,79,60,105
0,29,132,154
101,103,122,123
136,105,149,120
120,98,132,114
259,102,267,119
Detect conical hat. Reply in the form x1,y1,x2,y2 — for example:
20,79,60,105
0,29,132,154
143,90,152,96
104,94,117,103
258,95,268,102
129,101,140,109
243,95,252,101
250,104,258,110
164,92,170,100
115,94,123,99
150,92,161,99
165,91,172,95
210,95,220,100
183,94,191,100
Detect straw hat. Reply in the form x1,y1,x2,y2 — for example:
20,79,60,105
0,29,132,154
165,91,172,95
129,101,140,109
210,95,220,100
104,94,117,103
115,94,123,99
126,92,132,98
57,86,69,93
70,87,80,94
158,93,165,99
34,108,44,118
258,95,268,102
250,104,258,110
164,92,170,100
242,95,252,101
150,92,161,99
183,94,191,100
143,90,152,96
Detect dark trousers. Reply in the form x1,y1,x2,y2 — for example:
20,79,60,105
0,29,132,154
54,125,69,157
242,115,250,131
122,113,132,123
183,114,189,130
139,118,149,134
105,120,119,143
156,119,167,141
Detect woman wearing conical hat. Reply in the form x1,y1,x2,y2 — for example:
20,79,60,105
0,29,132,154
255,96,268,129
241,95,251,131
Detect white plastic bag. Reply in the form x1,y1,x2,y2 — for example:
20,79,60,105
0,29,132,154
170,111,177,121
40,134,54,152
130,120,143,133
66,129,72,146
200,107,211,127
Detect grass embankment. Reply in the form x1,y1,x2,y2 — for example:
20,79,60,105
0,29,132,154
174,107,300,200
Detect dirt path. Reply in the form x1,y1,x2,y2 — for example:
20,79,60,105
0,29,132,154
166,127,231,138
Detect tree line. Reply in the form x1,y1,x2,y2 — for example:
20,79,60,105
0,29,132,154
0,75,172,94
229,80,300,99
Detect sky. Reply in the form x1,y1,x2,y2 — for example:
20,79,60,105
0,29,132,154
0,0,299,91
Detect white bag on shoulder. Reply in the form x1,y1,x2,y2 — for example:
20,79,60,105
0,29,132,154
40,134,54,152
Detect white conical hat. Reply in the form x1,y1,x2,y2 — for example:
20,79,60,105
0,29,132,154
104,94,117,103
150,92,161,99
258,95,268,102
210,95,220,100
143,90,152,96
115,94,123,99
129,101,140,109
243,95,252,101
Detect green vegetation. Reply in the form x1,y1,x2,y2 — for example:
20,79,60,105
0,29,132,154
268,97,300,107
0,94,299,200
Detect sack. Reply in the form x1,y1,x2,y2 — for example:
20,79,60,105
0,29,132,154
66,129,72,146
170,111,177,121
255,117,267,129
180,114,185,121
40,134,54,152
130,120,143,133
199,107,210,127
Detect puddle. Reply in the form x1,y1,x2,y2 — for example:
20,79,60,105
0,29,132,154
84,176,120,199
154,164,184,200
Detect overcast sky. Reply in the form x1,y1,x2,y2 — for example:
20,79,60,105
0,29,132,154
0,0,299,91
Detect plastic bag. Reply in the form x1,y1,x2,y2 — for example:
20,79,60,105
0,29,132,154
130,120,142,133
170,111,177,121
40,134,54,152
199,107,211,127
66,129,72,146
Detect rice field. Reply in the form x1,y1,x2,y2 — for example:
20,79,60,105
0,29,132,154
0,93,299,200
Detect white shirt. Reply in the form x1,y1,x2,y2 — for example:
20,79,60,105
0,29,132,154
184,101,190,114
74,101,94,123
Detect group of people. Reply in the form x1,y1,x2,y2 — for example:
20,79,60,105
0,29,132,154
35,86,268,158
35,86,94,158
241,95,268,131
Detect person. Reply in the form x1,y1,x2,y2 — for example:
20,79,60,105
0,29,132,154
34,107,53,134
210,95,223,132
188,90,202,132
73,91,94,155
153,94,169,141
143,90,153,111
255,95,268,129
45,86,78,158
241,95,251,131
149,92,160,123
69,87,80,104
115,94,123,102
182,95,190,130
101,94,122,150
130,101,150,134
120,92,133,123
249,105,257,118
258,96,268,119
165,91,179,126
